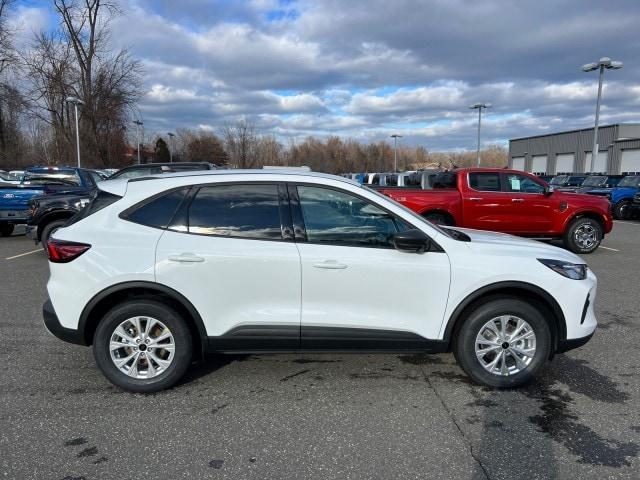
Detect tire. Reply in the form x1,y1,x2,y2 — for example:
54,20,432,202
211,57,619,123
453,298,551,388
0,224,14,237
423,212,454,226
93,299,193,393
40,219,68,251
612,200,631,220
562,217,603,254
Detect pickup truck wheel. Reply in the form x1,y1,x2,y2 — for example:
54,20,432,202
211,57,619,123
423,212,454,226
453,298,551,388
563,217,602,254
0,224,14,237
93,300,193,393
40,220,68,251
612,200,631,220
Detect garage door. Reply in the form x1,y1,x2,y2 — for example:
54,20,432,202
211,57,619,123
621,149,640,173
555,154,574,173
511,157,525,171
584,151,608,173
531,155,547,174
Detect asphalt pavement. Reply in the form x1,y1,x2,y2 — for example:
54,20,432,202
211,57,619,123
0,222,639,479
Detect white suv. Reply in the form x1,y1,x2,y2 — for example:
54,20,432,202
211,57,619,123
43,170,597,392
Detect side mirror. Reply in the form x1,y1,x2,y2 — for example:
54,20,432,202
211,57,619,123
544,185,554,196
393,229,431,253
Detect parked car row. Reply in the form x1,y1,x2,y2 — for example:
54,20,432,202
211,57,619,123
0,162,217,239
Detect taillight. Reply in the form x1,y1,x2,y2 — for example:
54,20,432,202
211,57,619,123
46,239,91,263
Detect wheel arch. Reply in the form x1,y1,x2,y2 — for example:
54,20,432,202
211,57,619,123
443,281,566,355
420,209,456,225
37,210,76,240
79,281,207,359
563,210,606,234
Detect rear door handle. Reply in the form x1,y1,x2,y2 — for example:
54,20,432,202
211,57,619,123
168,253,205,263
511,198,524,203
313,260,348,270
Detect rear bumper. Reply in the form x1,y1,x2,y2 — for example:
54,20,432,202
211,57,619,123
557,331,594,353
43,299,87,346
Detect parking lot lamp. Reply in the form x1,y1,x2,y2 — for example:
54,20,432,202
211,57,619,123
167,132,175,163
390,134,402,172
470,103,490,167
581,57,623,172
65,96,85,168
133,120,144,164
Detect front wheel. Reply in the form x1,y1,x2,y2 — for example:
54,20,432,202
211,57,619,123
562,217,602,254
453,298,551,388
612,200,631,220
93,300,193,393
0,224,14,237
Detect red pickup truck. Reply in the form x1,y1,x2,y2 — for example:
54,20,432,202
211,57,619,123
379,168,613,254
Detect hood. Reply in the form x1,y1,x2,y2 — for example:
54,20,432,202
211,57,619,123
449,227,584,264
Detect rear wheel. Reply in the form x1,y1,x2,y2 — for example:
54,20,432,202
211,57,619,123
0,224,14,237
93,300,193,393
563,217,602,254
612,200,631,220
453,298,551,388
40,219,68,251
423,211,454,226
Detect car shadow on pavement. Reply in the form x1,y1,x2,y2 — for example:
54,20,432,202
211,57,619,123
177,354,251,386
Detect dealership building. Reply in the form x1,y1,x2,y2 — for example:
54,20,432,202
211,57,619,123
508,123,640,175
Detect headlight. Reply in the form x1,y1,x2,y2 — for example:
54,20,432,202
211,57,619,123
538,259,587,280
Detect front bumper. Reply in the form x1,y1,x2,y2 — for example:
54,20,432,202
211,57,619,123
557,331,595,353
43,299,87,346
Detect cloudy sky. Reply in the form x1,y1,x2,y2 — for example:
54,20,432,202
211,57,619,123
9,0,640,150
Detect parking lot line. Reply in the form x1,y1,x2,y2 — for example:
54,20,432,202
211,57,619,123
5,249,42,260
614,220,640,226
599,246,620,252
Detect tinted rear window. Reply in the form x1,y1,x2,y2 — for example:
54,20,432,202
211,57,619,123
469,172,500,191
125,189,188,228
187,184,282,240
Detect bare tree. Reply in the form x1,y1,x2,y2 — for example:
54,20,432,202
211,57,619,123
223,119,259,168
49,0,143,166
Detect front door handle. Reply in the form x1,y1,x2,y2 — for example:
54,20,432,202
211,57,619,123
511,198,524,203
313,260,348,270
168,253,205,263
469,197,483,201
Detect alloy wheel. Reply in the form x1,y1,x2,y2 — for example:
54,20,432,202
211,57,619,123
475,315,536,376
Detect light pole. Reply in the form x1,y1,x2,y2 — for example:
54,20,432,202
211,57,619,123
470,103,490,167
390,134,402,172
133,120,143,164
581,57,623,172
167,132,175,163
66,96,85,168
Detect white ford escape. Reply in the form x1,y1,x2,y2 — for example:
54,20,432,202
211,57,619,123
43,170,597,392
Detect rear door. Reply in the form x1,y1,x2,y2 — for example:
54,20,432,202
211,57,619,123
154,182,301,349
462,172,513,231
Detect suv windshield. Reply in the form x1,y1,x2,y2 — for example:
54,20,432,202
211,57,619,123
618,176,640,188
581,176,606,187
550,175,568,186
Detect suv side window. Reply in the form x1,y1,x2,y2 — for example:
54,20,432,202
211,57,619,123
188,184,282,240
296,185,409,248
504,174,545,194
469,172,501,191
125,188,188,229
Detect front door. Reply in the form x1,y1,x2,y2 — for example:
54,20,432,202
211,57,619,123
501,173,554,234
291,184,451,349
155,183,301,350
